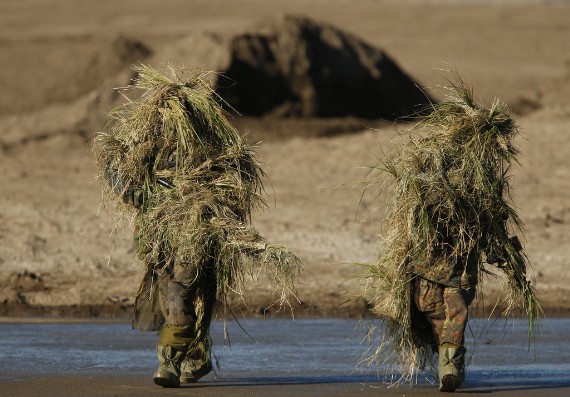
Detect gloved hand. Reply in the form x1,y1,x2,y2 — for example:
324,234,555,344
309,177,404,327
123,188,146,209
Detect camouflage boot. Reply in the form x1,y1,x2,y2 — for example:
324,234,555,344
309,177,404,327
180,336,212,383
438,344,465,392
153,345,185,388
153,325,194,388
180,354,212,383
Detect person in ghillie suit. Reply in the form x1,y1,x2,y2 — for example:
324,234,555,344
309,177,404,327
362,79,541,392
93,64,301,388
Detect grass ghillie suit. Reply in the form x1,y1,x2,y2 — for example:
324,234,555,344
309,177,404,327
363,80,541,391
93,64,301,388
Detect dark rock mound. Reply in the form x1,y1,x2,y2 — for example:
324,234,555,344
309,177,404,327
216,14,431,119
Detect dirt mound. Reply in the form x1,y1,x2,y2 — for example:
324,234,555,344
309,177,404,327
214,14,431,119
0,35,151,116
150,32,232,76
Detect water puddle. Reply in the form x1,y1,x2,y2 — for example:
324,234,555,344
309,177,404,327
0,318,568,386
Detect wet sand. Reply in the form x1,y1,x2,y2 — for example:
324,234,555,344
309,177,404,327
1,318,569,396
4,376,570,397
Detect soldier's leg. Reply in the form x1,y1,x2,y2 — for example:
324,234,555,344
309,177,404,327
413,278,446,349
153,269,196,388
440,287,468,346
438,286,469,392
180,268,217,383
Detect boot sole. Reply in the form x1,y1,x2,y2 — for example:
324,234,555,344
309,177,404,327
180,367,212,384
440,374,461,392
180,377,197,384
154,376,180,388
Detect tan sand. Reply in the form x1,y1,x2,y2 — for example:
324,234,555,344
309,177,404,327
0,0,569,320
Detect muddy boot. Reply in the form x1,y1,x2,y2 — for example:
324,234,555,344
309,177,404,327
438,344,465,392
153,325,194,388
153,345,184,388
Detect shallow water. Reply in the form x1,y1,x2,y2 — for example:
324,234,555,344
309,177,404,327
0,318,569,386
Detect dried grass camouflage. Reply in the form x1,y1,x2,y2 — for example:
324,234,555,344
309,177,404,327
93,64,301,330
361,76,542,382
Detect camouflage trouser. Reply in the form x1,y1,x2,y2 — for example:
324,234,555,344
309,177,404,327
157,263,217,367
413,277,476,346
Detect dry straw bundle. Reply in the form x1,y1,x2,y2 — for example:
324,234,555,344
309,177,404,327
94,64,300,330
362,78,542,382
